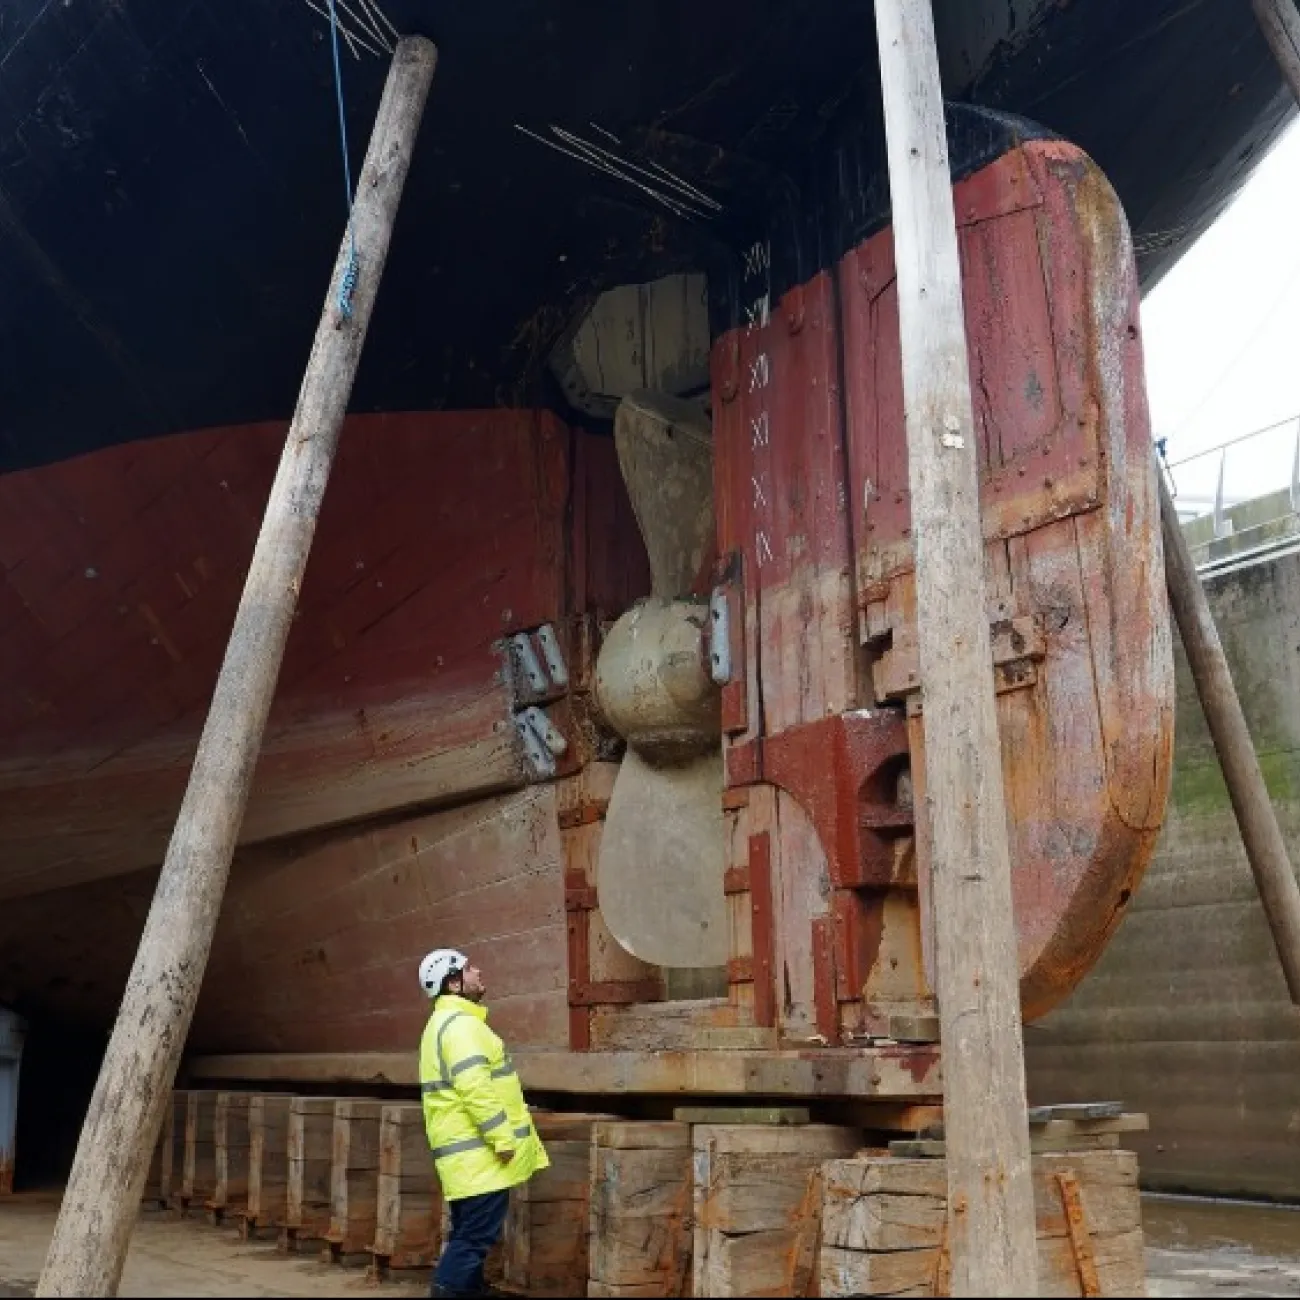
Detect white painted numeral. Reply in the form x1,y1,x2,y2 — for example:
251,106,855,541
748,353,770,392
755,530,774,566
750,411,770,449
743,240,771,278
744,293,771,333
752,475,768,509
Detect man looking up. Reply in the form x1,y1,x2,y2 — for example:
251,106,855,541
418,949,549,1297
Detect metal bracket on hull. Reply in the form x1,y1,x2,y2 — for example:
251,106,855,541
507,623,569,704
499,622,576,781
514,706,569,779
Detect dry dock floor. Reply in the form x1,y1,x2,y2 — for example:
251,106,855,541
0,1188,1298,1296
0,1193,425,1298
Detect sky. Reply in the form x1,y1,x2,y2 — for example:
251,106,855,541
1140,120,1300,512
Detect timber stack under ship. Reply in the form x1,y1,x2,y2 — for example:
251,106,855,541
0,0,1296,1194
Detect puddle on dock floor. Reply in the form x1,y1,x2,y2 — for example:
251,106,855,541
1144,1194,1300,1297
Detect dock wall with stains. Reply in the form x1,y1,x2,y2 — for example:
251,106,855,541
1027,540,1300,1201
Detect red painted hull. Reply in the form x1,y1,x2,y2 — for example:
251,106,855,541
0,786,574,1053
0,412,647,902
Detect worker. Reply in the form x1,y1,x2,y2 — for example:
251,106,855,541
418,948,549,1297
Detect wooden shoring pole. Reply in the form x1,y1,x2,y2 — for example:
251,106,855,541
36,36,438,1298
1158,468,1300,1001
872,2,1039,1295
1252,0,1300,106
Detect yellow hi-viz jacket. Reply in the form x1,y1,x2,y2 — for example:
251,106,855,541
419,994,548,1200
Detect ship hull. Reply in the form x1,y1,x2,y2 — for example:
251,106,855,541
0,0,1293,474
0,784,574,1054
0,412,646,901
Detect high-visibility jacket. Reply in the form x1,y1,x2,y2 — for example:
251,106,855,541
419,994,548,1201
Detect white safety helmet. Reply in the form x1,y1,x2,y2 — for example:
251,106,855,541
418,948,469,998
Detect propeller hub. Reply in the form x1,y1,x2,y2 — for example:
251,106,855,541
594,597,720,763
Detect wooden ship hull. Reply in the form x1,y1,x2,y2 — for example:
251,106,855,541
1,96,1175,1105
4,5,1292,1204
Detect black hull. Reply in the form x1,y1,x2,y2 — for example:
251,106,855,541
0,0,1292,473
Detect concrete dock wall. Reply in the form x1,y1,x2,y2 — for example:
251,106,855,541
1027,541,1300,1200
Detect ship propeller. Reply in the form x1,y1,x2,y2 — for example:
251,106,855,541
593,391,729,970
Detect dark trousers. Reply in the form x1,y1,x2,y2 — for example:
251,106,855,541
432,1188,511,1296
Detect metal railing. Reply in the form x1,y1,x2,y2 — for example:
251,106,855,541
1161,414,1300,570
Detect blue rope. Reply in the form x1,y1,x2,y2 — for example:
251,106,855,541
327,0,359,319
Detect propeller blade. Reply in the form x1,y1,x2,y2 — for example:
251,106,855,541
615,390,714,599
596,747,729,968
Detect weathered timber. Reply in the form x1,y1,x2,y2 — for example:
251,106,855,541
1027,1104,1125,1124
1158,466,1300,1002
587,1285,673,1299
562,776,666,1052
325,1099,383,1259
142,1127,163,1209
188,1045,942,1097
208,1092,252,1223
371,1104,439,1275
818,1151,1143,1296
502,1113,606,1297
873,1,1037,1292
178,1091,218,1215
712,114,1173,1042
890,1133,1121,1159
242,1095,292,1240
283,1098,342,1252
591,999,763,1054
36,37,439,1298
155,1092,188,1209
692,1124,861,1298
1253,0,1300,105
589,1122,693,1294
919,1113,1148,1143
672,1106,811,1127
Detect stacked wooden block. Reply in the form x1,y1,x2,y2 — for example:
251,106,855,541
692,1123,860,1297
502,1112,607,1297
280,1096,338,1252
242,1094,291,1239
207,1091,251,1225
818,1149,1144,1297
176,1090,217,1215
150,1089,188,1209
140,1087,1147,1298
588,1121,694,1297
371,1103,441,1276
323,1099,384,1260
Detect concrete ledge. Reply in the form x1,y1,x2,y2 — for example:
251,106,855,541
186,1046,942,1099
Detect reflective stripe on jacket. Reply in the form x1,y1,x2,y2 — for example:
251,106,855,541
419,994,548,1201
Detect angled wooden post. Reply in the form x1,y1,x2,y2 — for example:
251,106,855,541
36,35,438,1297
1158,467,1300,1002
872,2,1039,1294
1252,0,1300,104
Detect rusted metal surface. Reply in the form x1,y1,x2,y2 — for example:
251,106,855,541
1056,1171,1103,1297
711,136,1174,1040
747,832,778,1029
